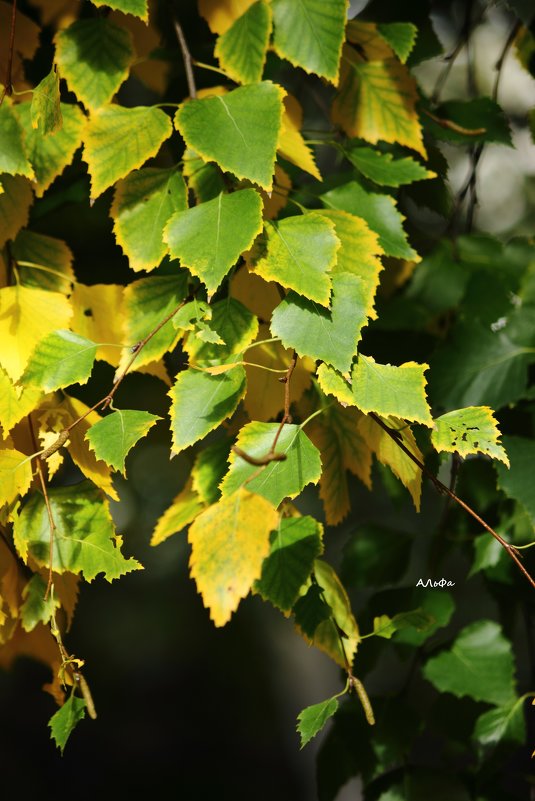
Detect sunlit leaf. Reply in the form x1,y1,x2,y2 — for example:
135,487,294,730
215,1,271,84
83,105,173,198
112,167,188,272
198,0,256,34
271,0,347,83
188,487,279,626
164,189,263,295
277,95,321,180
30,67,62,135
432,406,509,465
22,330,97,392
91,0,148,20
352,356,433,426
21,574,60,632
0,449,33,510
345,146,434,187
151,478,204,547
297,696,339,748
220,422,322,506
0,366,43,437
70,283,124,367
0,103,34,179
377,22,418,63
86,409,160,475
175,82,284,190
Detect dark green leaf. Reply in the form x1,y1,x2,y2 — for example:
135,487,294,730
49,695,86,754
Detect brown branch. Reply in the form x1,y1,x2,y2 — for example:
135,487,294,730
174,18,197,99
368,412,535,590
27,414,56,600
232,351,298,469
0,0,17,107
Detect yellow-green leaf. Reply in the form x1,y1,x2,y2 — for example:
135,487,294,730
85,409,160,475
22,330,97,392
0,103,34,179
175,82,284,191
277,94,321,180
215,1,272,84
164,189,263,295
151,478,204,546
316,363,354,406
83,105,173,198
188,487,279,626
271,0,347,84
0,449,33,509
91,0,148,20
432,406,509,465
30,67,62,135
12,229,74,292
0,174,33,248
253,214,339,306
0,367,43,437
352,356,433,426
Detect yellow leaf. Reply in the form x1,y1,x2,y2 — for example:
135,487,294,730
0,621,58,676
308,405,372,525
0,175,33,249
28,0,80,26
358,414,422,510
189,487,279,626
277,95,321,180
197,0,256,34
313,209,384,318
0,284,72,383
71,283,125,367
230,266,281,321
261,164,291,220
151,478,204,546
0,448,33,509
243,323,311,421
333,27,426,158
0,366,43,437
316,363,354,406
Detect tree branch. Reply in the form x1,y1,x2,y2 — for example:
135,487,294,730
0,0,17,107
174,18,197,99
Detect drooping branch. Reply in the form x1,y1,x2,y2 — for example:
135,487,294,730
368,412,535,590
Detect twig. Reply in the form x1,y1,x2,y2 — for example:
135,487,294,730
0,0,17,107
430,1,482,105
27,414,56,600
368,412,535,590
174,18,197,99
232,351,298,467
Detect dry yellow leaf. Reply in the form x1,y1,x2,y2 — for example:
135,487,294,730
0,284,72,382
189,487,279,626
198,0,256,34
277,95,321,181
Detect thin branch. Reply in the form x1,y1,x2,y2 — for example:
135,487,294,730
0,0,17,107
368,412,535,590
174,18,197,99
27,414,56,600
430,1,481,105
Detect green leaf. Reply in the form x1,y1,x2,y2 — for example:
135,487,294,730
253,214,340,306
20,574,60,631
271,0,347,83
271,273,369,374
395,590,455,646
164,189,263,295
352,356,433,426
83,105,172,198
220,422,322,506
13,483,142,581
322,181,418,260
189,487,279,626
424,98,512,146
496,436,535,524
31,67,62,135
169,365,247,454
118,272,188,371
423,620,517,706
256,516,323,612
307,559,360,668
377,22,418,63
151,478,204,546
0,103,34,179
15,102,85,197
297,696,339,748
371,609,435,640
215,1,272,84
175,82,284,190
432,406,509,465
0,174,33,247
90,0,148,20
49,695,86,754
191,438,231,505
112,167,188,272
293,583,331,638
21,330,97,392
55,18,134,111
184,297,258,364
429,321,534,411
85,409,160,475
473,696,527,747
345,146,433,187
316,363,355,406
